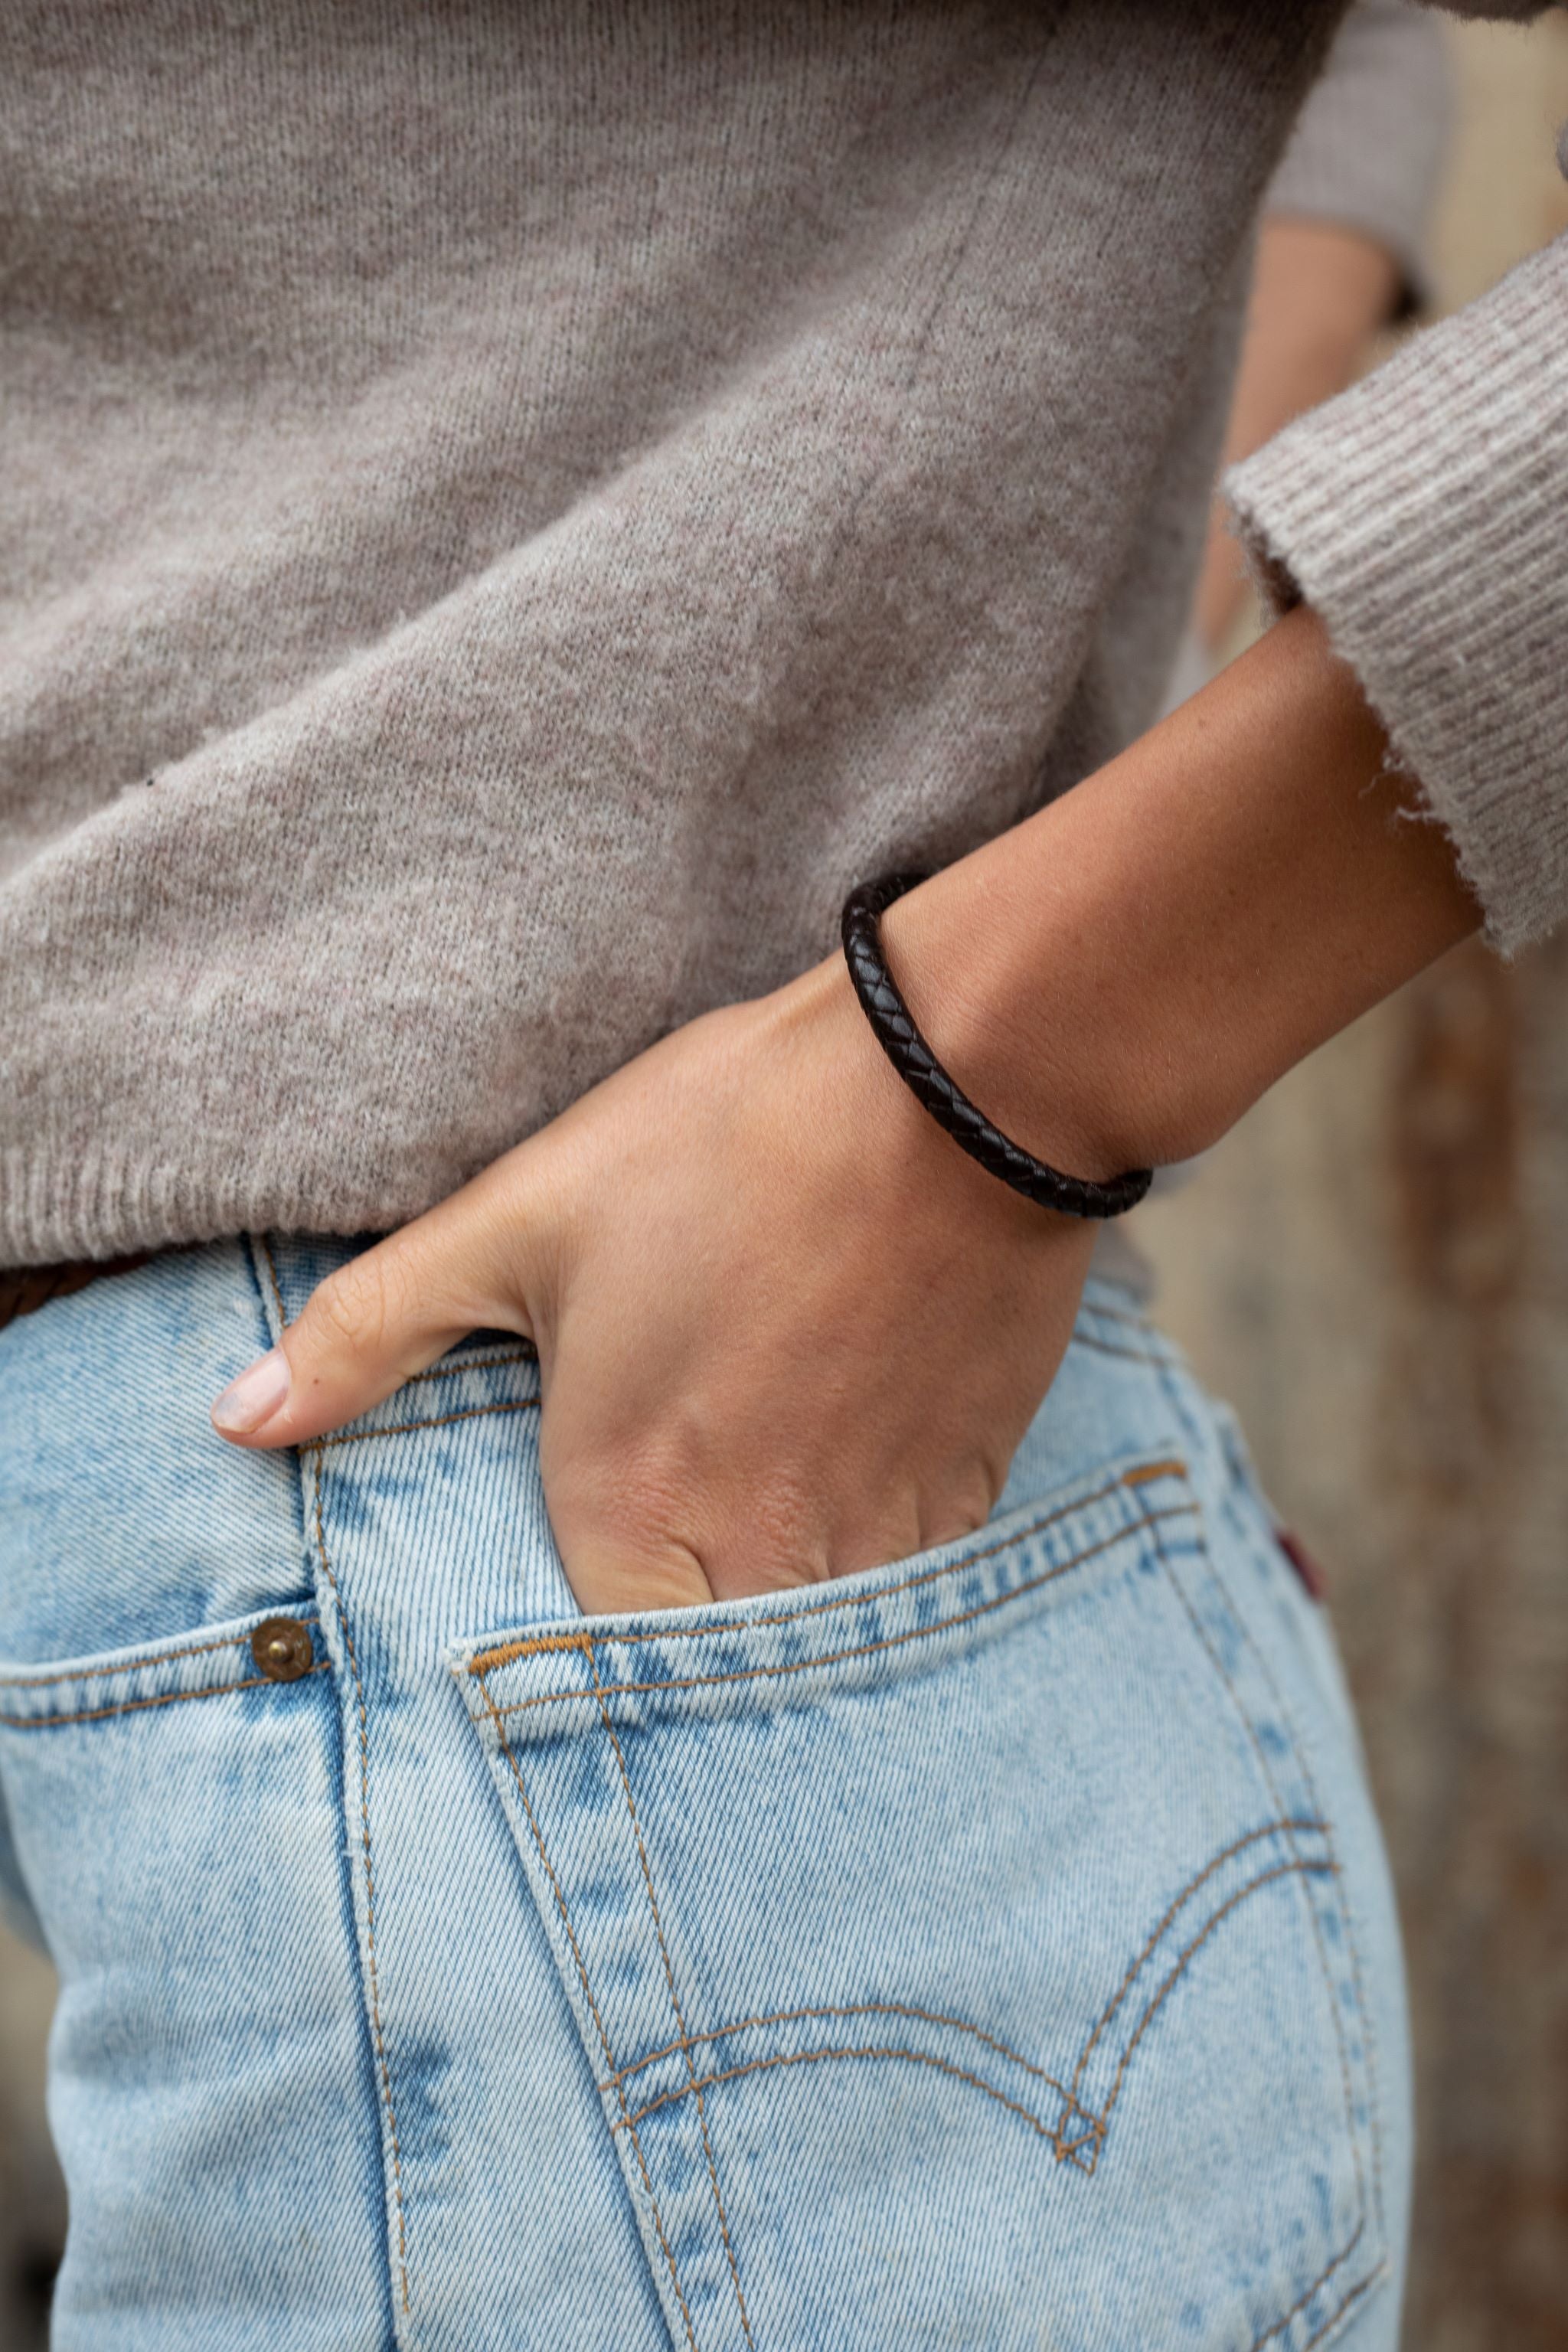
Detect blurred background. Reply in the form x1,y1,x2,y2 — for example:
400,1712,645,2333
2,10,1566,2348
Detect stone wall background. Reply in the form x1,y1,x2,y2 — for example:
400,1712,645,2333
2,15,1565,2349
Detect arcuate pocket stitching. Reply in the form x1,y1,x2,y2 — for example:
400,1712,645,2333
1138,1478,1380,2346
599,1838,1337,2177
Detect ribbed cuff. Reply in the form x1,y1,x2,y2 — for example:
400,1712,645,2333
1226,230,1568,956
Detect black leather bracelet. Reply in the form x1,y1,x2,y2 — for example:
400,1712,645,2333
840,873,1154,1220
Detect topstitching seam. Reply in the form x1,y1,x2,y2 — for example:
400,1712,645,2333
1142,1491,1370,2313
309,1449,412,2318
315,1397,538,1449
401,1348,537,1384
0,1619,318,1690
0,1661,329,1730
1250,2220,1369,2352
1096,1857,1338,2132
470,1459,1188,1674
1297,2262,1387,2352
588,1647,754,2347
599,1998,1080,2109
1069,1815,1327,2101
486,1500,1197,1718
1209,1475,1389,2248
609,1857,1334,2151
474,1670,701,2352
1144,1333,1384,2254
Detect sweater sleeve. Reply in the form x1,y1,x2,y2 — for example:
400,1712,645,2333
1266,0,1452,313
1224,214,1568,956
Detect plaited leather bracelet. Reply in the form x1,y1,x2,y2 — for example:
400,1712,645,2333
840,873,1153,1220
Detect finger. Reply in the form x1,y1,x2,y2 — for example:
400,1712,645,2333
211,1174,542,1449
560,1537,714,1619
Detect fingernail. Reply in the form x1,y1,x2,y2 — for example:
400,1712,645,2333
211,1346,291,1435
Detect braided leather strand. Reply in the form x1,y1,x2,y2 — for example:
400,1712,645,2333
840,874,1152,1220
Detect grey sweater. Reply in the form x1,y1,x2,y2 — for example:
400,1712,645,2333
2,1,1561,1267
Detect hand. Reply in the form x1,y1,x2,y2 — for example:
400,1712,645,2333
211,942,1099,1612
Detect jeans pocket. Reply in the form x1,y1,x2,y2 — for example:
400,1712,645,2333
453,1449,1388,2352
0,1606,394,2343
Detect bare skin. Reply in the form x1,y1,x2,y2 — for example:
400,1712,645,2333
1195,218,1402,654
212,604,1478,1613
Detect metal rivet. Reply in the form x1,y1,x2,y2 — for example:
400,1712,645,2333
250,1616,315,1683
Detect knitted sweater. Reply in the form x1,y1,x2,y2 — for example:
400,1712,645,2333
2,0,1561,1266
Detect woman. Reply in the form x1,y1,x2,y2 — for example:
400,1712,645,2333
2,4,1563,2346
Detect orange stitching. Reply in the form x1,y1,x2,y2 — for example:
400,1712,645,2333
1298,2263,1386,2352
588,1648,754,2348
1070,1816,1326,2099
615,2041,1067,2145
401,1348,537,1385
310,1455,411,2317
1144,1504,1370,2237
474,1671,700,2352
1099,1858,1336,2128
1204,1493,1390,2250
490,1503,1197,1718
316,1397,539,1449
1119,1459,1184,1485
606,1858,1336,2169
472,1631,595,1671
600,1998,1080,2111
0,1661,329,1731
468,1462,1187,1673
1250,2220,1367,2352
0,1620,318,1690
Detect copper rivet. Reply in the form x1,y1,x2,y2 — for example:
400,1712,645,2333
250,1615,315,1683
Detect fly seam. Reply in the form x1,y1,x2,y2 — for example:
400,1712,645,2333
1144,1501,1369,2239
588,1647,754,2348
309,1453,411,2317
489,1504,1197,1719
0,1661,328,1730
474,1671,699,2352
0,1620,318,1690
1070,1815,1327,2100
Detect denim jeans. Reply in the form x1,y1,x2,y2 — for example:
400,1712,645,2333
0,1237,1411,2351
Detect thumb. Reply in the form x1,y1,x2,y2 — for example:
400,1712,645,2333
211,1173,545,1449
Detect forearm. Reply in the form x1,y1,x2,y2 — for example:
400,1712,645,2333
881,603,1479,1184
1195,221,1401,652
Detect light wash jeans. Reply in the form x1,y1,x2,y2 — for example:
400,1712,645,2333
0,1237,1411,2351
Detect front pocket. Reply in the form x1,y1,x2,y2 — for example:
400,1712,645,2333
0,1602,333,1969
452,1452,1385,2352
